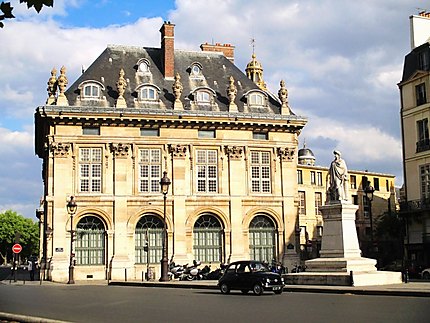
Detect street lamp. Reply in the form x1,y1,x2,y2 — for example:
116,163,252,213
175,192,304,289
159,171,171,282
364,184,375,257
67,196,77,284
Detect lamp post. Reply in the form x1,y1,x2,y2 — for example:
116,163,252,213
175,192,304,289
364,184,375,257
67,196,77,284
159,171,171,282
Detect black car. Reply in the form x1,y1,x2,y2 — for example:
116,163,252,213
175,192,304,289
218,260,284,295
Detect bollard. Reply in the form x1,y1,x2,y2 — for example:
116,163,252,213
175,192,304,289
350,270,354,286
404,269,409,284
142,271,144,282
125,268,127,282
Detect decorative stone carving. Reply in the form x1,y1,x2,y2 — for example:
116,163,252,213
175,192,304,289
110,143,130,158
227,76,238,112
172,72,183,110
115,68,127,108
225,145,243,160
278,147,295,161
56,66,69,106
50,142,71,157
46,68,57,105
278,80,290,115
169,144,187,158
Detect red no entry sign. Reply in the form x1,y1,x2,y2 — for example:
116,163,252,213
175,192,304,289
12,243,22,254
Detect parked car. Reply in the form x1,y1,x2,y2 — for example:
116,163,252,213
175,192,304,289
420,268,430,280
218,260,284,295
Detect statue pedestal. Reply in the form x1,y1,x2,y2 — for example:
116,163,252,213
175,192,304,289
285,201,402,286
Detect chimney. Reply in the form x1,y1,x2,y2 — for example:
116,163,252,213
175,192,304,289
200,42,235,63
160,21,175,79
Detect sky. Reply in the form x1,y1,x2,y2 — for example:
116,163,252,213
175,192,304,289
0,0,426,220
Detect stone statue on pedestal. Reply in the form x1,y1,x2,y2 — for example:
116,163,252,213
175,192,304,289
328,150,349,202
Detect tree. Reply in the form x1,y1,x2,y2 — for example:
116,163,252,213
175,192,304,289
0,0,53,28
0,210,39,264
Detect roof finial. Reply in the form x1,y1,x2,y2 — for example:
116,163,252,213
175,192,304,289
250,38,256,55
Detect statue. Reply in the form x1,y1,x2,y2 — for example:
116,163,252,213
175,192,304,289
328,150,349,201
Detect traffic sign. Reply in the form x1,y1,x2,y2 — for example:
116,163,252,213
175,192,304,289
12,243,22,254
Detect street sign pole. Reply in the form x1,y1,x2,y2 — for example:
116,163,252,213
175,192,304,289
11,243,22,282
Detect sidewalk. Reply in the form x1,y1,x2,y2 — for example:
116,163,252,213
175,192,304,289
108,279,430,297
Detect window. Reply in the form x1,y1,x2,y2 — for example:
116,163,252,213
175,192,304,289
139,61,149,73
373,178,380,191
82,127,100,135
253,132,268,140
418,51,429,70
420,164,430,200
386,180,389,192
75,216,105,265
140,87,157,101
191,65,201,76
298,191,306,215
140,128,159,137
299,226,307,245
135,214,163,264
416,83,427,106
315,192,322,215
250,151,271,193
363,196,370,218
196,150,218,193
316,172,323,186
350,175,357,189
417,118,430,152
198,130,215,138
297,170,303,184
196,91,211,103
361,176,368,189
310,171,316,185
83,84,100,98
193,214,223,262
353,195,358,205
248,93,264,106
138,149,161,193
249,215,276,263
79,148,102,193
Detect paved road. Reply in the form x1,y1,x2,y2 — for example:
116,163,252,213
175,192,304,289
1,283,430,323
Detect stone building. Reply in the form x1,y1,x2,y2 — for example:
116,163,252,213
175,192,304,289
35,22,307,282
399,11,430,271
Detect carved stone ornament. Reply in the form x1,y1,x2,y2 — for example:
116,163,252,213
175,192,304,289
169,144,187,158
50,142,71,157
278,147,295,161
46,68,57,104
225,146,243,160
278,79,291,115
172,72,184,110
56,66,69,106
110,143,130,158
116,68,127,98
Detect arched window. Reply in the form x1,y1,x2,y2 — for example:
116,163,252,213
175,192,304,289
135,214,164,264
83,84,100,98
248,93,264,106
196,90,211,103
140,87,157,101
75,216,106,265
249,215,276,262
193,214,223,262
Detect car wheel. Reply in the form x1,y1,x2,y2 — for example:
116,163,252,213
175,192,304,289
220,283,230,294
274,287,283,295
252,283,263,296
423,272,430,280
241,289,249,294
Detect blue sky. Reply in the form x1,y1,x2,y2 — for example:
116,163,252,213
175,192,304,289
0,0,427,219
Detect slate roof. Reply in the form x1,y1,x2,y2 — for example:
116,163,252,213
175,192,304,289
65,45,287,116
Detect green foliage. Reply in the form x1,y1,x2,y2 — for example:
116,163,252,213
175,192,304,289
0,210,39,264
0,0,53,28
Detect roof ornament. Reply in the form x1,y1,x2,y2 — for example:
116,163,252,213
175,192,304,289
245,40,267,91
115,68,127,108
173,72,183,110
227,75,238,112
278,80,290,115
46,68,57,105
56,66,69,106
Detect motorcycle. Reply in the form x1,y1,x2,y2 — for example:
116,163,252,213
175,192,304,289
180,260,202,281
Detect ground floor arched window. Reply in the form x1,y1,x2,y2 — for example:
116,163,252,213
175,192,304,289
193,213,223,263
75,215,106,265
249,214,276,262
135,214,163,264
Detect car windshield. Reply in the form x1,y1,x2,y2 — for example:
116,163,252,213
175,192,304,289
250,262,268,272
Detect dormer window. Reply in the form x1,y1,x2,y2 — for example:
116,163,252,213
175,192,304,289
78,81,105,100
189,62,203,77
84,84,100,98
192,65,201,75
136,84,160,102
136,58,151,74
249,93,264,105
196,90,211,103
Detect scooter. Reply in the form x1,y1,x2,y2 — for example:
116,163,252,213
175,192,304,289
180,260,202,281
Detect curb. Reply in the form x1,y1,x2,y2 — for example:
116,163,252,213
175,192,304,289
0,311,69,323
